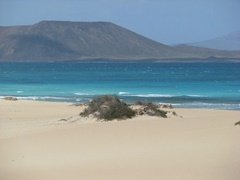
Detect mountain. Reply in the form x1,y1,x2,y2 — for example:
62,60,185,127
0,21,240,61
190,31,240,51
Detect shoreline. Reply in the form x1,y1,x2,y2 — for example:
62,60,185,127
1,99,240,180
1,58,240,63
1,96,240,111
1,99,239,138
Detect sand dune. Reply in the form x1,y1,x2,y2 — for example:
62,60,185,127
0,100,240,180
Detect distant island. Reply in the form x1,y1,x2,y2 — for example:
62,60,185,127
0,20,240,61
190,31,240,51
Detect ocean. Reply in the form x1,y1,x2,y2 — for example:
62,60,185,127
0,60,240,110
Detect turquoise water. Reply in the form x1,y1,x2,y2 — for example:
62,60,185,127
0,61,240,109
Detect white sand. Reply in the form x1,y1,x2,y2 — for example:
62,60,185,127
0,100,240,180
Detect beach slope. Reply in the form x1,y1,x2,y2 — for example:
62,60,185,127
0,100,240,180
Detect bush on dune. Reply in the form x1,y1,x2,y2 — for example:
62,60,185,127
135,101,167,118
80,96,170,121
80,95,136,121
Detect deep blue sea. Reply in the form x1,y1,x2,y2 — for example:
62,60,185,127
0,61,240,110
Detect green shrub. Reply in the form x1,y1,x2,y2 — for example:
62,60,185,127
80,95,136,121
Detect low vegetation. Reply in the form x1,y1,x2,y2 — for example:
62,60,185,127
80,96,169,121
135,101,167,118
80,95,136,121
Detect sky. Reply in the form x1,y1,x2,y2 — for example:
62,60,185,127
0,0,240,45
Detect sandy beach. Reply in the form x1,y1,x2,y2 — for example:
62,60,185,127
0,100,240,180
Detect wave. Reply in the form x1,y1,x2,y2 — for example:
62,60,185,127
1,95,239,110
71,91,205,98
118,92,130,95
0,94,209,101
127,94,173,97
38,96,69,100
174,102,240,110
0,96,69,101
119,93,205,98
74,92,90,96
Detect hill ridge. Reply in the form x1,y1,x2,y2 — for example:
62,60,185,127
189,31,240,51
0,21,239,61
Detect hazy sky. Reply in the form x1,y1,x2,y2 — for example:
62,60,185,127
0,0,239,44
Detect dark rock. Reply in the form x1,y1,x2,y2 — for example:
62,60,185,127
59,119,68,122
235,121,240,126
4,96,18,101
